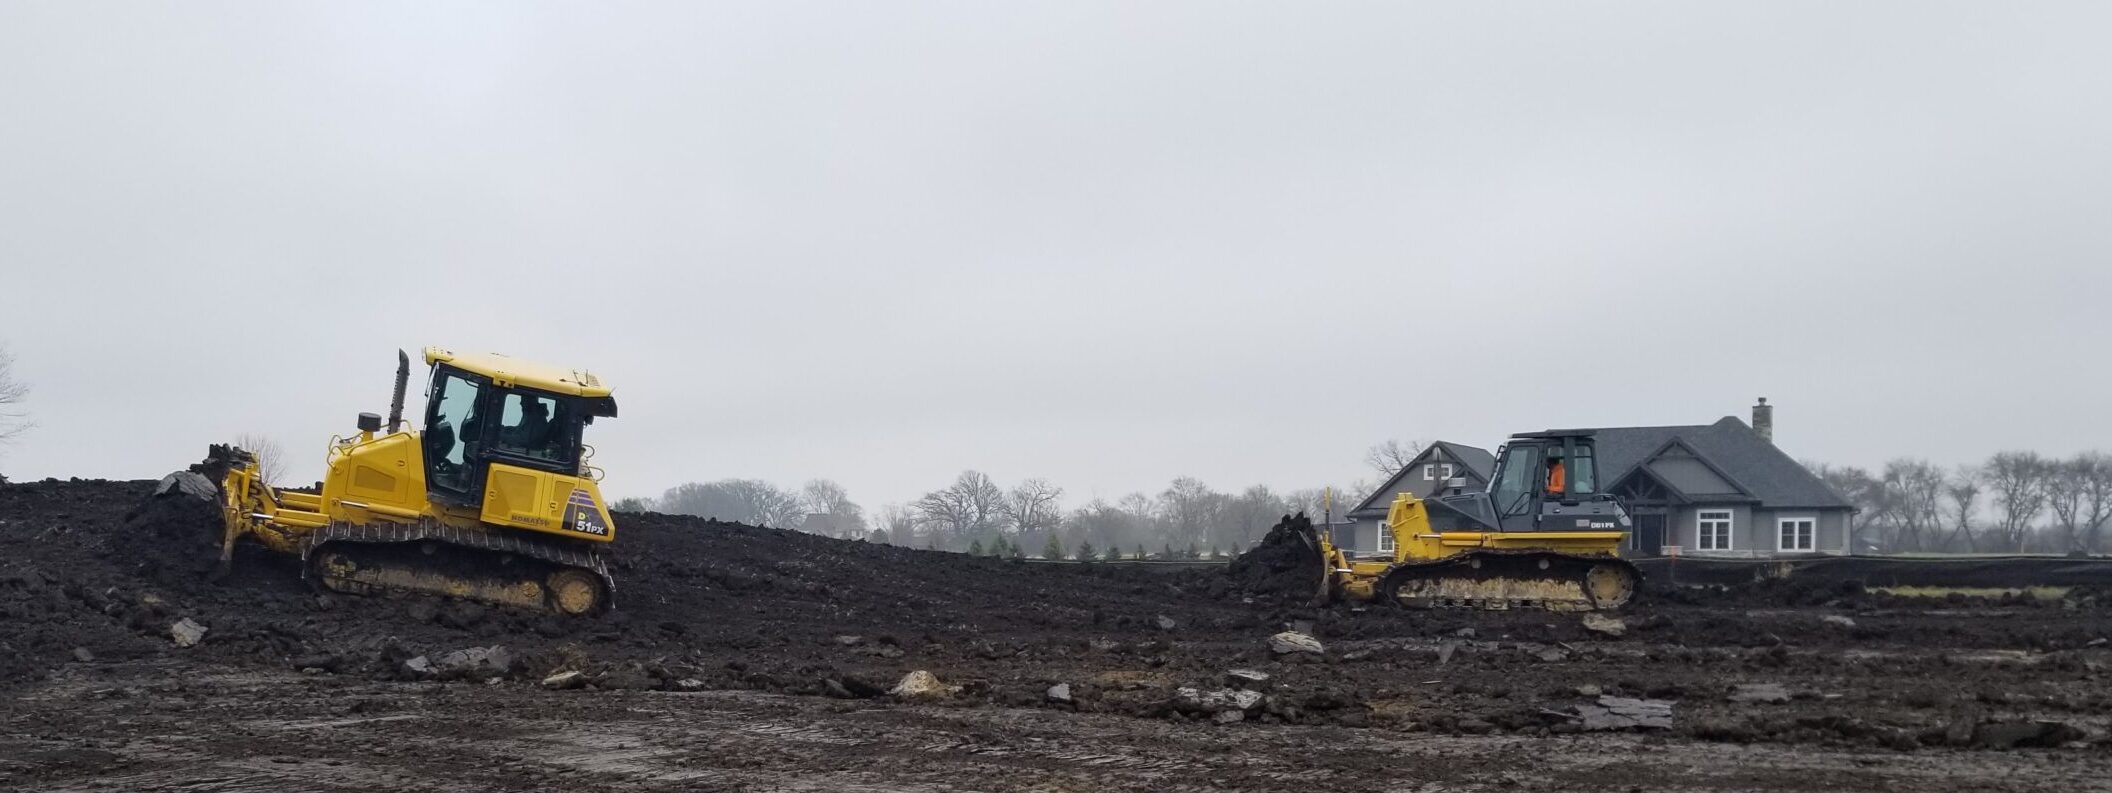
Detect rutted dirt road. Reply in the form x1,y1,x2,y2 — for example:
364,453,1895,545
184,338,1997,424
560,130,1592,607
10,664,2110,793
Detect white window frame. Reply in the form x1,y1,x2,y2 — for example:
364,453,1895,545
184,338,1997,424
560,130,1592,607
1422,464,1437,481
1777,515,1816,552
1375,519,1395,554
1696,509,1734,551
1441,463,1456,480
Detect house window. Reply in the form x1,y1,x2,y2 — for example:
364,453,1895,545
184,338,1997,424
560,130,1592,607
1376,520,1395,554
1697,510,1733,551
1778,516,1815,552
1422,464,1437,481
1441,463,1456,480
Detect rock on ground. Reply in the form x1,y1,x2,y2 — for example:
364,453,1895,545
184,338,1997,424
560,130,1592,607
169,618,207,648
890,670,951,699
1267,631,1323,656
1569,696,1675,731
1173,687,1264,715
1729,683,1791,704
1582,614,1627,637
541,671,587,690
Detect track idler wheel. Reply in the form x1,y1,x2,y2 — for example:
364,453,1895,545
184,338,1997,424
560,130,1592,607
546,568,608,616
1583,562,1638,610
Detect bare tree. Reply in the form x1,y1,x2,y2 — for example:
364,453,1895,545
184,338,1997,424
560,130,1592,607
1004,478,1064,539
1364,439,1425,477
1881,459,1945,552
914,470,1008,543
234,433,289,486
659,479,805,527
1064,499,1142,555
1986,452,2049,552
2046,458,2089,553
1158,477,1225,548
0,344,31,448
2046,452,2112,554
1941,465,1983,553
2079,452,2112,553
1220,485,1289,550
800,478,866,537
1809,462,1900,550
874,504,920,544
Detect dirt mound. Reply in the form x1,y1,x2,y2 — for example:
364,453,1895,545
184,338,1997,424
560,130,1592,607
1223,513,1325,605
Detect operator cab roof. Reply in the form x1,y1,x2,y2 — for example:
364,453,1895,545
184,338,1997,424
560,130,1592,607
1510,429,1598,440
424,347,616,409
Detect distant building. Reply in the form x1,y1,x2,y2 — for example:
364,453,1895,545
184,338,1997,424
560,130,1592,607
1334,400,1855,559
1597,400,1855,558
1335,441,1496,557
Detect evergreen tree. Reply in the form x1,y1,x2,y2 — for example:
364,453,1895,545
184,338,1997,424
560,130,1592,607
968,539,985,556
1104,545,1122,562
1077,540,1098,562
1160,543,1174,560
1185,542,1200,559
1042,534,1065,560
1010,541,1027,561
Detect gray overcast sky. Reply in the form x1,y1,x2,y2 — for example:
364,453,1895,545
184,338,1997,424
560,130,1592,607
1,2,2106,509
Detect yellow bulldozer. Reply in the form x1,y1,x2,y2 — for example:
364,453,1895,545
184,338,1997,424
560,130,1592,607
192,347,622,615
1250,430,1639,611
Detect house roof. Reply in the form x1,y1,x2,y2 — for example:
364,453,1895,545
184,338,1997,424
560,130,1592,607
1594,416,1852,510
1347,441,1496,516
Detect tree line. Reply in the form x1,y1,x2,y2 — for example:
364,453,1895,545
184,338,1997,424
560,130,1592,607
623,469,1361,559
1809,451,2112,554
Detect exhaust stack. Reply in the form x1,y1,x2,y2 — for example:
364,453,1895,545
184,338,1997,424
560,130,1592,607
387,349,410,433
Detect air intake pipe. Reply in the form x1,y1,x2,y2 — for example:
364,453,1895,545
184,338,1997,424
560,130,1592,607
387,349,410,433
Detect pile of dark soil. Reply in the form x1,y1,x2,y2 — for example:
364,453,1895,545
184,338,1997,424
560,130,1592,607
1220,513,1326,606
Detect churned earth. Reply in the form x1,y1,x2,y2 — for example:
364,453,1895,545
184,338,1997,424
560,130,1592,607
4,478,2110,791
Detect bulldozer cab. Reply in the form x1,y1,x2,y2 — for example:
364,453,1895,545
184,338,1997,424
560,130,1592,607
1478,430,1625,533
419,349,618,509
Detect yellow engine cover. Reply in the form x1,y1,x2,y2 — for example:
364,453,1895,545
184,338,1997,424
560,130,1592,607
478,463,616,542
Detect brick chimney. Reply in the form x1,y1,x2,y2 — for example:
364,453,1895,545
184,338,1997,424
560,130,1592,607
1753,397,1774,443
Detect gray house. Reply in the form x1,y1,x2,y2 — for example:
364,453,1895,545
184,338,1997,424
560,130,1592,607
1332,401,1855,559
1333,441,1496,557
1597,401,1855,558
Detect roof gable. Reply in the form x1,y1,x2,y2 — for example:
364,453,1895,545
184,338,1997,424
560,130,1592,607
1348,441,1494,515
1592,417,1850,510
1640,438,1750,497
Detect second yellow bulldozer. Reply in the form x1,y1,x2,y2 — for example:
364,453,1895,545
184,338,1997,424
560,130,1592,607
197,347,622,615
1252,430,1639,611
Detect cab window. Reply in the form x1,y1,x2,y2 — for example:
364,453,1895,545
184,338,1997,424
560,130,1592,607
1491,444,1541,516
1571,445,1597,494
426,371,484,493
491,390,578,467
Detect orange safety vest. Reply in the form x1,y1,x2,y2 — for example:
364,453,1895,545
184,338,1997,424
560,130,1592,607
1546,460,1566,494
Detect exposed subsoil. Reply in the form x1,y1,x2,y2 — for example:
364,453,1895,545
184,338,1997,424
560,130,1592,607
5,478,2112,791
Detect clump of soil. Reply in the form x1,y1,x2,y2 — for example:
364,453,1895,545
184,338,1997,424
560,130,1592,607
1223,513,1325,605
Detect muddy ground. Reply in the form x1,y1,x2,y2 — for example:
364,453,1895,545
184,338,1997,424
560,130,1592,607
5,478,2112,791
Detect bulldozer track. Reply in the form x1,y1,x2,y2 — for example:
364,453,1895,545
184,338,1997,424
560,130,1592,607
301,520,613,613
1380,550,1638,611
